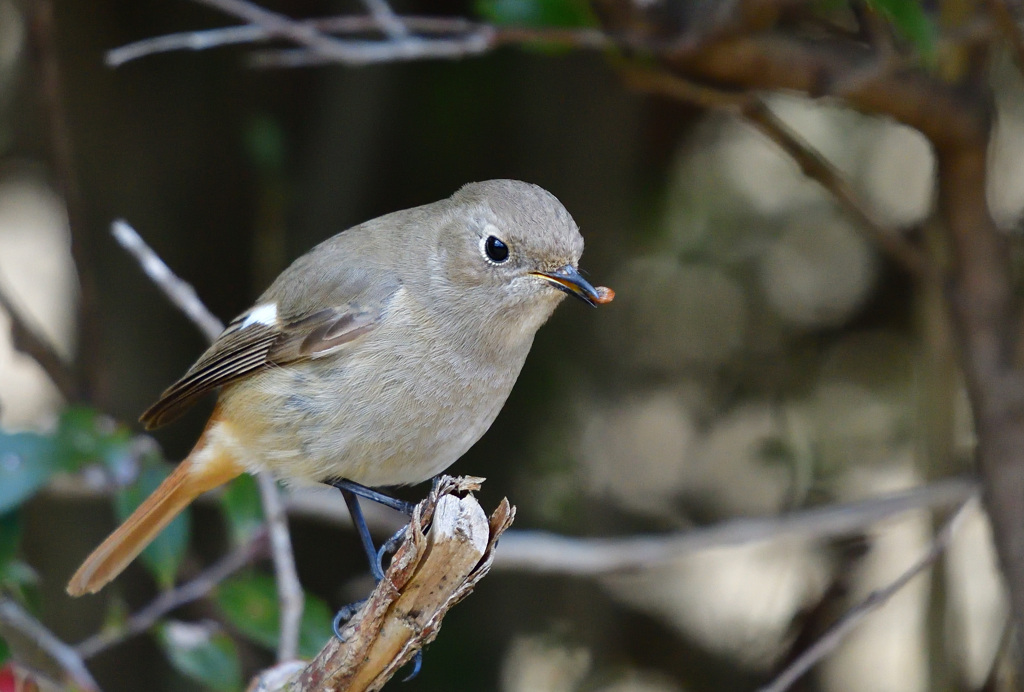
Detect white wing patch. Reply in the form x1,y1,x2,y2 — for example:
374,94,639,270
241,303,278,329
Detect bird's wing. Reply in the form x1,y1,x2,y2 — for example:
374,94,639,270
140,280,398,430
140,235,403,431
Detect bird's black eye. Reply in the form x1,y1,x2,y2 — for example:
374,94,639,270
484,235,509,263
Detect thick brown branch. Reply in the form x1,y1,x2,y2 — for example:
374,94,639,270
625,69,931,276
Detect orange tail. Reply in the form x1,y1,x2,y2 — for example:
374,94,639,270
66,427,244,596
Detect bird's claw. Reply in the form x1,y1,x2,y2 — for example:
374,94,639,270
332,599,367,640
375,524,409,576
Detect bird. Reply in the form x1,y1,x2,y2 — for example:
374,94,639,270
66,179,613,597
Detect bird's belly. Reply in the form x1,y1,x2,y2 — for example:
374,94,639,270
218,345,517,488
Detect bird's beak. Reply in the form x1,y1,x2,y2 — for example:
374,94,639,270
531,264,610,307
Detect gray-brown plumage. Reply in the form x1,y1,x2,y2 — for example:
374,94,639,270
68,179,612,596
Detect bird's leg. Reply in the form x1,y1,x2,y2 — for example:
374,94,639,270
328,478,415,515
328,480,426,678
338,488,386,582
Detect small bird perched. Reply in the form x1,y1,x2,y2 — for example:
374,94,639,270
67,179,613,597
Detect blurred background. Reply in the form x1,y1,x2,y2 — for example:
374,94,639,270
0,0,1015,690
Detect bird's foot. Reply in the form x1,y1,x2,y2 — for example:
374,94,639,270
375,524,409,576
332,599,367,641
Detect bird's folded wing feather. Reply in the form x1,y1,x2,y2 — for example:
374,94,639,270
140,295,393,430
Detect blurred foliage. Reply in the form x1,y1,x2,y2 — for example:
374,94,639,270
220,474,264,545
475,0,596,27
216,571,334,660
0,407,138,515
157,621,242,692
865,0,937,59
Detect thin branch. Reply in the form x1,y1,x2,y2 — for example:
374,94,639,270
257,474,303,662
625,69,932,277
106,16,474,66
112,219,305,664
359,0,408,40
0,277,78,401
27,0,99,401
75,529,269,660
110,220,224,342
188,0,440,66
988,0,1024,72
758,499,972,692
105,13,609,68
492,476,978,575
0,598,101,692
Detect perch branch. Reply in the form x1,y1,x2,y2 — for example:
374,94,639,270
758,499,972,692
111,219,305,665
74,528,269,660
0,598,101,692
0,278,78,401
493,475,978,574
248,476,515,692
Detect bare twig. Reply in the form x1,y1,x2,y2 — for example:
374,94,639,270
0,277,77,401
257,474,304,662
189,0,439,65
758,500,972,692
0,598,101,692
249,476,515,692
493,476,978,575
105,13,609,68
27,0,99,402
625,69,931,277
359,0,408,40
111,220,224,342
112,219,305,665
75,528,269,659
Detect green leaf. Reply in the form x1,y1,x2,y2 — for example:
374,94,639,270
0,431,56,514
158,621,241,692
115,459,190,590
216,572,279,651
53,406,134,475
0,512,21,569
475,0,595,27
1,561,40,612
216,572,335,658
0,634,8,667
866,0,936,59
221,475,263,545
